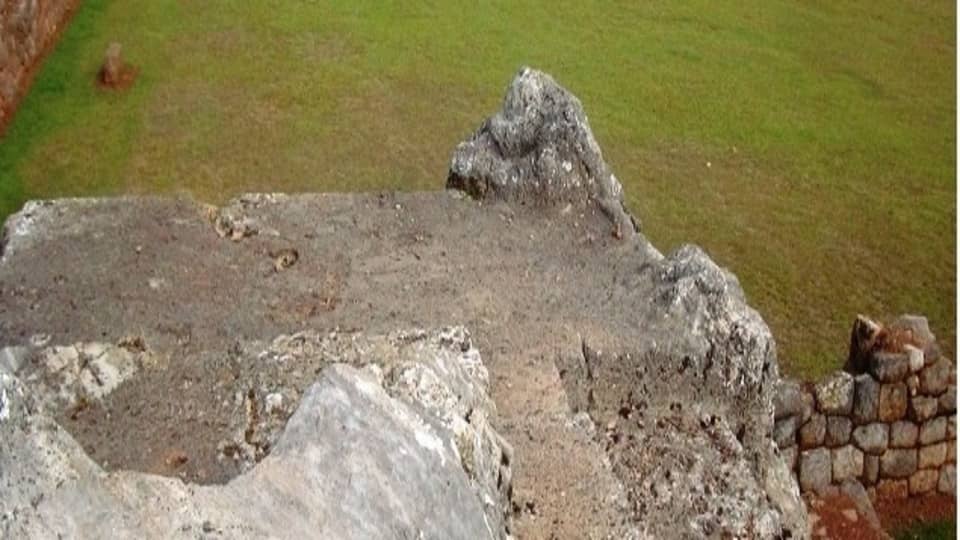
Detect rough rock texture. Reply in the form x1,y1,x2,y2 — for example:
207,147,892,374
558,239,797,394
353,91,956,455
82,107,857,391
800,414,827,448
832,445,864,482
939,464,956,494
0,70,809,539
775,415,798,448
853,374,880,424
1,328,512,539
863,455,880,485
880,449,918,479
826,416,853,447
0,0,78,129
918,443,947,469
919,416,947,445
800,448,832,492
815,371,854,415
775,378,805,419
890,421,919,448
852,423,888,455
908,469,938,495
878,382,908,422
447,67,635,236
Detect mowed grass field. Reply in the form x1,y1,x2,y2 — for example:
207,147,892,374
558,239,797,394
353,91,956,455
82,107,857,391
0,1,954,379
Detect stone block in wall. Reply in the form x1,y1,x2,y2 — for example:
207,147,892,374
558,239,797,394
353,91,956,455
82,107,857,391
909,395,938,422
918,443,947,469
815,371,854,415
774,379,804,420
773,416,797,449
880,448,918,479
878,382,908,422
939,386,956,414
890,421,919,448
852,423,888,455
906,375,919,397
905,345,925,373
876,479,908,499
870,352,910,383
947,440,955,464
938,464,955,494
800,390,815,424
852,374,879,424
780,445,798,472
799,448,832,492
948,415,956,439
826,416,852,447
832,445,864,482
799,414,826,449
919,358,952,396
847,315,881,373
908,469,938,495
862,454,880,486
919,417,947,445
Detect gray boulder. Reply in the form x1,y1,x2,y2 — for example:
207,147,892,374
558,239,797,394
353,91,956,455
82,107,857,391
447,67,634,235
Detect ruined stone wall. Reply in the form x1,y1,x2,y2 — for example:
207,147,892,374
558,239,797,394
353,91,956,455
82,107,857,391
0,0,78,128
774,315,956,500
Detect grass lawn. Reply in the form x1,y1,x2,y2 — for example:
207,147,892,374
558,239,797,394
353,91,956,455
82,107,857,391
895,519,956,540
0,1,954,379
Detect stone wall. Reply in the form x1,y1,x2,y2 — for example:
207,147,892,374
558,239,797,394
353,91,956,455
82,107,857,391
0,0,78,129
775,315,956,500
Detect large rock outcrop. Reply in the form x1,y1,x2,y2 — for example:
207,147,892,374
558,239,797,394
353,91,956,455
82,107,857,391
0,68,807,538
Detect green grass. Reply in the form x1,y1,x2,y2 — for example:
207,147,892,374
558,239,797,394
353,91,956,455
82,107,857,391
0,1,954,379
895,518,956,540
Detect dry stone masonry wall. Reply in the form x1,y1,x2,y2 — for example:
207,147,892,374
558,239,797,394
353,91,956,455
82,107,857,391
775,314,956,500
0,0,77,128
